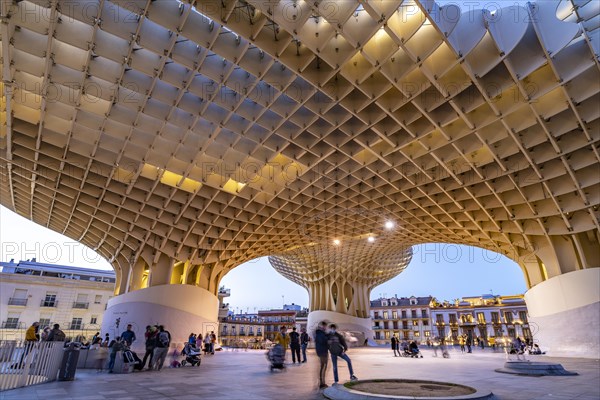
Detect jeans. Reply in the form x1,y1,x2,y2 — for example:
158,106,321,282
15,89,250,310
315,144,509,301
318,353,328,386
141,347,154,369
301,343,307,362
330,352,354,383
107,352,117,372
393,346,400,356
152,347,168,370
290,345,301,363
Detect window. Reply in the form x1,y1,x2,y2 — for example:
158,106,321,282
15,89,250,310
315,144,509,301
392,311,398,319
449,314,457,324
421,310,428,318
413,320,419,326
375,332,381,340
257,328,262,335
382,300,388,306
383,311,388,319
39,317,51,327
401,310,407,318
437,327,445,337
70,317,83,330
504,312,513,324
436,314,444,324
423,320,429,326
390,299,397,306
374,312,380,319
410,297,417,305
414,331,420,337
42,293,57,307
411,310,417,318
402,322,408,329
383,322,389,329
477,312,486,324
249,327,254,335
73,294,89,309
9,289,28,306
94,295,102,304
4,313,20,329
90,316,98,325
384,331,390,339
393,321,398,329
494,327,503,337
518,311,528,323
491,312,500,323
424,331,431,337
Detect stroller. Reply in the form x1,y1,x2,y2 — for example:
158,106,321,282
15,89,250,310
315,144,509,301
181,343,201,366
403,341,423,358
266,343,286,371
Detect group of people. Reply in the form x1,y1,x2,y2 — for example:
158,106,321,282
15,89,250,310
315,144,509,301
389,335,421,357
11,322,67,368
187,331,217,355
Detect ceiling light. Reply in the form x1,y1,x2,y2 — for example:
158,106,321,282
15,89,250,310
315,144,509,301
385,221,394,229
333,239,341,246
368,236,375,243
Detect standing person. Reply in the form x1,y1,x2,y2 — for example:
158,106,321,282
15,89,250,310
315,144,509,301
152,325,171,371
479,336,485,350
466,333,472,353
47,323,66,342
196,333,203,350
120,324,136,347
391,335,399,357
210,331,216,354
203,332,211,355
300,328,310,363
91,332,101,345
328,324,357,384
274,326,290,359
141,325,157,370
16,322,39,368
188,333,196,345
315,321,330,389
289,327,301,364
107,337,125,373
103,333,110,347
40,326,50,341
459,335,465,353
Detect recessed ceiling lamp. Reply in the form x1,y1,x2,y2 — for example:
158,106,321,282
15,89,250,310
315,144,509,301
333,239,341,246
367,236,375,243
385,221,394,230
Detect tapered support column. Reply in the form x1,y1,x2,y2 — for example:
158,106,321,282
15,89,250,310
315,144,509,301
525,268,599,358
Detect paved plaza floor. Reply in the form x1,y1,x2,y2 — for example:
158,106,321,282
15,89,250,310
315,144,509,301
1,347,598,400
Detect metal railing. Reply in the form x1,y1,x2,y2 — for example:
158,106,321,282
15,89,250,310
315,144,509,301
7,298,27,306
40,300,57,307
0,340,64,391
72,302,89,309
1,322,21,330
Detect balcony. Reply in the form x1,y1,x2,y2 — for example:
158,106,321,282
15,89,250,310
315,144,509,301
2,321,21,329
8,298,28,306
372,326,382,330
41,300,58,307
72,302,89,309
69,324,83,330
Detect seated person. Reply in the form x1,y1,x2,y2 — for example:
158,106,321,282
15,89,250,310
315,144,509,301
408,341,419,355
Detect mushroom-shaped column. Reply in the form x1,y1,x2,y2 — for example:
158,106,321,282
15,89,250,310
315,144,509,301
269,241,412,344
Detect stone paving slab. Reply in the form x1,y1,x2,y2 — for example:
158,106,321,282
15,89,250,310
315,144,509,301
0,348,597,400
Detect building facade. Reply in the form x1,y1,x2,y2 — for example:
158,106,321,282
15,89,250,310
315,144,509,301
0,260,116,341
220,314,264,347
370,296,432,345
430,295,531,345
258,309,296,341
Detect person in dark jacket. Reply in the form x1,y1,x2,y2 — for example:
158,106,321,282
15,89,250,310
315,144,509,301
141,325,157,370
289,327,301,364
328,324,357,384
391,335,401,356
300,328,310,363
314,321,330,389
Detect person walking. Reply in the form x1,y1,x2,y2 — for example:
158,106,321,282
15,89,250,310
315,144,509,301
459,335,465,352
152,325,171,371
466,333,472,353
300,327,310,363
391,335,400,357
274,326,290,359
328,324,357,384
120,324,136,347
315,321,330,389
289,327,301,364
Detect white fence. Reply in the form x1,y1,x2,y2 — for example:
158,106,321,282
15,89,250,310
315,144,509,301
0,340,64,391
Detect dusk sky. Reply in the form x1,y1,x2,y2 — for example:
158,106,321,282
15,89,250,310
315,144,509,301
1,206,527,312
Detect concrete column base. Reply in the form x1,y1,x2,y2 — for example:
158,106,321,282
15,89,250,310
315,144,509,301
307,310,373,347
102,284,219,352
524,269,599,358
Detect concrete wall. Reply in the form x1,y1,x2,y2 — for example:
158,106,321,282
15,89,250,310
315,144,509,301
525,268,600,358
102,284,219,352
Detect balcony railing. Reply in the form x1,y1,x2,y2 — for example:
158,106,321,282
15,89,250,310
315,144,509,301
8,298,28,306
72,302,89,309
2,321,21,329
41,300,58,307
69,324,83,330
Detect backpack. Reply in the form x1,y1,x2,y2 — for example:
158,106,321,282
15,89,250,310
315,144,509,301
328,333,344,355
53,329,66,342
157,331,169,347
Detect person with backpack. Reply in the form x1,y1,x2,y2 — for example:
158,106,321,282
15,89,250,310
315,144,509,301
289,327,301,364
152,325,171,371
47,323,66,342
300,327,310,363
328,323,357,384
141,325,157,370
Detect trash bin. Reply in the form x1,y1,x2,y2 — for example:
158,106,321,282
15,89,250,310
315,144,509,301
58,342,80,381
